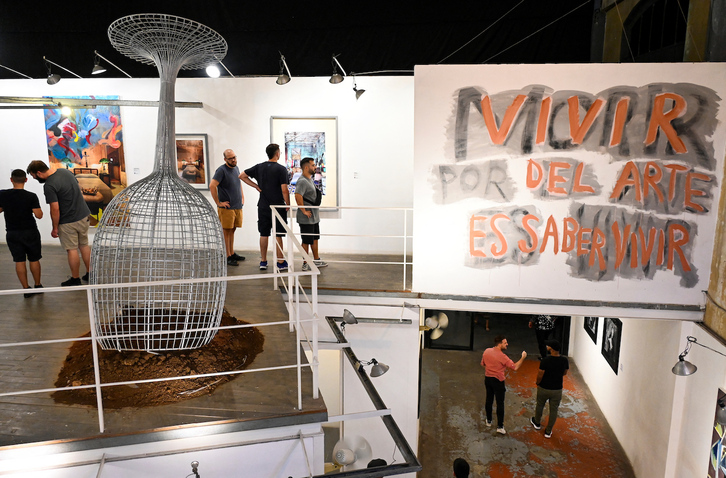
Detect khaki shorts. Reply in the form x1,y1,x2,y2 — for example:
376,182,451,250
58,217,90,250
218,207,243,229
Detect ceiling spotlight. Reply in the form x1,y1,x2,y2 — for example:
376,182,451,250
45,59,60,85
190,461,200,478
339,308,358,332
206,64,221,78
330,54,347,84
44,56,82,85
359,358,389,378
60,105,72,116
718,401,726,426
91,53,106,75
352,75,365,100
92,51,132,78
276,52,291,85
672,335,726,376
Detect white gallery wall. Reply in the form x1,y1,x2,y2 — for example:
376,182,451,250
0,75,414,254
299,301,420,477
570,315,726,478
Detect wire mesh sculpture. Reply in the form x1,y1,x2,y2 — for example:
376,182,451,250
91,14,228,351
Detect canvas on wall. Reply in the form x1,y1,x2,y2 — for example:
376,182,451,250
412,64,726,315
271,117,338,208
44,97,127,226
584,316,598,344
709,389,726,478
601,317,622,374
176,134,209,190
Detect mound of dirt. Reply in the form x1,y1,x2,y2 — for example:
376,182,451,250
52,310,264,409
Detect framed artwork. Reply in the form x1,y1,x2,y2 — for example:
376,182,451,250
708,389,726,478
601,318,622,374
176,134,210,190
44,96,128,226
584,316,598,344
270,116,339,208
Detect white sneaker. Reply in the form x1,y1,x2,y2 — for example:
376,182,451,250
496,427,506,435
313,259,328,268
302,262,311,272
485,419,492,427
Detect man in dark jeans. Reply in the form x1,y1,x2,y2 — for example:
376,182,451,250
480,335,527,435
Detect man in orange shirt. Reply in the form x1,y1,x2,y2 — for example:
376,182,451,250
481,335,527,435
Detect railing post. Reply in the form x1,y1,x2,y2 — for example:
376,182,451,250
296,276,302,410
289,212,295,332
272,205,279,291
86,288,105,433
403,208,408,291
312,273,319,399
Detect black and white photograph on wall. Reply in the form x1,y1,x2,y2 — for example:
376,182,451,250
601,318,622,374
584,316,598,344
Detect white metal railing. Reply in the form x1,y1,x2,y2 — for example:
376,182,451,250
0,215,319,435
0,205,413,441
272,205,413,291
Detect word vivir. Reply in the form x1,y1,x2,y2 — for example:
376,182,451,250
453,83,720,167
468,212,691,273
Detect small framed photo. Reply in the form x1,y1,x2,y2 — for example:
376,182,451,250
601,318,622,374
176,134,210,190
584,316,598,344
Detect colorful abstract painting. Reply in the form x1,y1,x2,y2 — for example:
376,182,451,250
709,389,726,478
43,96,127,225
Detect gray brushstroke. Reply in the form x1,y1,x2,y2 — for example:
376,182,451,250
431,160,517,204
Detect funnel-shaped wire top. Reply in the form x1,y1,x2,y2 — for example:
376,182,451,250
108,14,227,71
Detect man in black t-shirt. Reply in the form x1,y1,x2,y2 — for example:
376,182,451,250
239,143,290,272
0,170,44,297
530,339,569,438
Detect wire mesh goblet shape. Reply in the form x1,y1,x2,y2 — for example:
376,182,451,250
91,14,228,351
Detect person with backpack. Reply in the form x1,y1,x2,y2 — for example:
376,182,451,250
294,157,327,271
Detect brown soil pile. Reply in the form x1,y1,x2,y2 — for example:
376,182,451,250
52,310,264,409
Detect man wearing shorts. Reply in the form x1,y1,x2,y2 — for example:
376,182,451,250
294,157,327,271
210,149,245,266
239,143,290,271
27,160,91,286
0,170,44,297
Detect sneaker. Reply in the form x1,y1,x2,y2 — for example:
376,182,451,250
23,287,33,299
302,262,311,272
61,277,82,287
544,431,552,439
259,261,268,270
497,427,506,435
81,272,90,282
276,260,288,271
485,419,492,427
231,253,245,261
530,417,541,430
227,257,239,266
313,259,328,268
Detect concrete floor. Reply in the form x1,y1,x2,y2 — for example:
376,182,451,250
418,314,635,478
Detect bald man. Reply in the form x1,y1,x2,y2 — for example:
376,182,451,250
210,149,245,266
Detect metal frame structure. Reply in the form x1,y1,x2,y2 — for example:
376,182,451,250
91,14,229,351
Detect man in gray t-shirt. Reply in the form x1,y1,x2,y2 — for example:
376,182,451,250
294,157,327,272
27,160,91,287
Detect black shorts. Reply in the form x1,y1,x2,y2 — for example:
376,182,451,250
258,207,287,237
299,223,320,245
6,229,42,262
